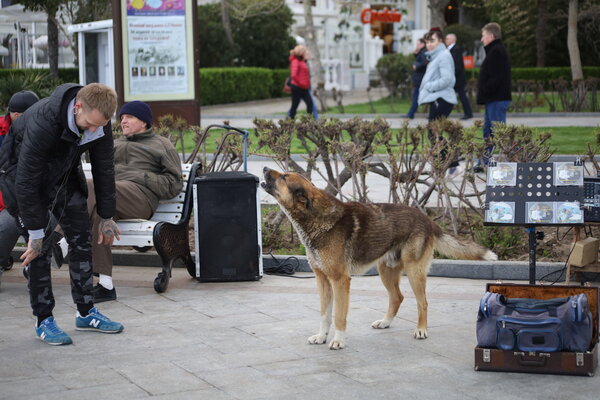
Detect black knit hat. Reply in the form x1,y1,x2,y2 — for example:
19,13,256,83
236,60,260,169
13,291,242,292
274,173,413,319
119,101,153,128
8,90,39,113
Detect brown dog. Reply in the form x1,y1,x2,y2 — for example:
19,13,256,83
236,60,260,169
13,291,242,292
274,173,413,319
261,167,497,350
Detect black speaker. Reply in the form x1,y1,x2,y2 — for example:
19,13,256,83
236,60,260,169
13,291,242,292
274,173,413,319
193,172,262,282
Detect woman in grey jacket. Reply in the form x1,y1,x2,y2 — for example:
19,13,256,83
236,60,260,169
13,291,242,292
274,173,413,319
418,29,459,175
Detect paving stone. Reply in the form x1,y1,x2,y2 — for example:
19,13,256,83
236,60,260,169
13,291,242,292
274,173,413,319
116,362,212,395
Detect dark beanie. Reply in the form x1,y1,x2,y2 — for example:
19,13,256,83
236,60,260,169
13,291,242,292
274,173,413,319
8,90,40,113
119,101,153,128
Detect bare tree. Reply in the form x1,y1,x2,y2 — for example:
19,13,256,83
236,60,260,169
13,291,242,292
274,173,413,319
428,0,447,29
568,0,583,81
302,0,326,112
535,0,547,67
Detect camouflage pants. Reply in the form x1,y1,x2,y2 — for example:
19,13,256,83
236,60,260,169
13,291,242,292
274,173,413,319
20,187,94,318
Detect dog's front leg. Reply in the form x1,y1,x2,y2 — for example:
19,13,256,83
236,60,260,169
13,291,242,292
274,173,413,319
329,273,351,350
308,268,332,345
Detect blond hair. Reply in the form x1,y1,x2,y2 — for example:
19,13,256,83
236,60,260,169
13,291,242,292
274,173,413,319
291,45,309,60
76,83,118,119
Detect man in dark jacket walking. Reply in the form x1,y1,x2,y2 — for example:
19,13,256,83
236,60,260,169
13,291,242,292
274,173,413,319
476,23,512,170
445,33,473,120
405,38,427,119
0,83,124,345
89,101,183,302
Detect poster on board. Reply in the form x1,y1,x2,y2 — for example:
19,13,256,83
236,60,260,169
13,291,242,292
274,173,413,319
122,0,195,101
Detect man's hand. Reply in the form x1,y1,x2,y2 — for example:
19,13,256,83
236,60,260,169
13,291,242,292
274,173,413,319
20,238,43,267
98,218,121,245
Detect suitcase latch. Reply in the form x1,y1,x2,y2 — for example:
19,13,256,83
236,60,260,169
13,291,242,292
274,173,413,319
576,352,584,367
483,348,491,363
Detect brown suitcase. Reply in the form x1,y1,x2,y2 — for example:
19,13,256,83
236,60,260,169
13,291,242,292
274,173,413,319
474,283,599,376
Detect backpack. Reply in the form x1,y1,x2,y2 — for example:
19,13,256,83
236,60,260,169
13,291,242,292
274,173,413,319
477,291,594,352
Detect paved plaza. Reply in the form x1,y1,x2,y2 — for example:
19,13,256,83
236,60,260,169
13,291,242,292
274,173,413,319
1,90,599,399
1,265,599,399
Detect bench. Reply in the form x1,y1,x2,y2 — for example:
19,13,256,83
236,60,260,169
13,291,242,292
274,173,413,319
83,162,201,292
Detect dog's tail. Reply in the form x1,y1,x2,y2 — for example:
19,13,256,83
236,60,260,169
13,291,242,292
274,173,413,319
434,233,498,261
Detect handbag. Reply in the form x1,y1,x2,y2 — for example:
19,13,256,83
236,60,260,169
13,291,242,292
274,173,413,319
282,77,292,93
476,291,593,352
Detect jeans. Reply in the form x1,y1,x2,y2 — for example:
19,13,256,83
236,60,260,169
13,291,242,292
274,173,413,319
310,92,319,120
482,100,511,165
407,86,420,118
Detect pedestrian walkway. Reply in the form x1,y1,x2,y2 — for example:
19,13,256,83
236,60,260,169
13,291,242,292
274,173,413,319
1,265,598,399
200,88,600,129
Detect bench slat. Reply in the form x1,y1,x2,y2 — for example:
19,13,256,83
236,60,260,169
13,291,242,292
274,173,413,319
114,235,155,247
148,212,181,223
155,203,183,213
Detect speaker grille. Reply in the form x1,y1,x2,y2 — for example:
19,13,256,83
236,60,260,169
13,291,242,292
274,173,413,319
194,172,261,282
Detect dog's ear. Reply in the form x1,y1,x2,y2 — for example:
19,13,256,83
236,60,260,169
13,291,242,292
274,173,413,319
294,187,311,209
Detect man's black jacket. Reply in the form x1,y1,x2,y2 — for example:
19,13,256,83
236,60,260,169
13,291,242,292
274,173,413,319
449,44,467,90
0,83,115,231
476,39,512,104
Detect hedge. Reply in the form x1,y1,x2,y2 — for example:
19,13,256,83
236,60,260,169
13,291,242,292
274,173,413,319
199,67,289,106
0,68,79,83
466,66,600,82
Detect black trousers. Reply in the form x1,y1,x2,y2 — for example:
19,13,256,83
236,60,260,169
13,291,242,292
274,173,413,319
287,85,314,118
456,83,473,117
427,98,458,168
20,184,94,318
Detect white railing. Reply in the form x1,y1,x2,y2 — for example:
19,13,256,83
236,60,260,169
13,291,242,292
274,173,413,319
321,59,350,91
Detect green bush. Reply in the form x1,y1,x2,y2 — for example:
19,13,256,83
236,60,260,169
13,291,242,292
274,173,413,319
200,67,275,105
269,68,289,98
445,24,481,54
0,68,78,83
466,66,600,82
376,53,413,98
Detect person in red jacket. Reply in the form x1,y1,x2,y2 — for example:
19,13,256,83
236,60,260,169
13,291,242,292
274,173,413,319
287,45,315,119
1,91,40,275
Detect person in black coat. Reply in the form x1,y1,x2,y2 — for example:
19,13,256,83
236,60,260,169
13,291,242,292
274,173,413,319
475,23,512,170
445,33,473,120
0,83,124,345
405,38,427,119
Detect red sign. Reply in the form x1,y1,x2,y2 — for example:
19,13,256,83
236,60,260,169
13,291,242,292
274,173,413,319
360,8,402,24
463,55,474,70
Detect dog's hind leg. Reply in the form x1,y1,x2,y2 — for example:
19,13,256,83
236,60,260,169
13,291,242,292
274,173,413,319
372,260,404,329
329,272,351,350
308,268,333,345
405,254,431,339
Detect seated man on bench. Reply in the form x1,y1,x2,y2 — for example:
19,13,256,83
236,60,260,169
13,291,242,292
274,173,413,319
88,101,183,302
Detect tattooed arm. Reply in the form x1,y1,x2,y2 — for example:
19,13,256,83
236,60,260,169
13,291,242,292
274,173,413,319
97,218,121,245
20,238,43,267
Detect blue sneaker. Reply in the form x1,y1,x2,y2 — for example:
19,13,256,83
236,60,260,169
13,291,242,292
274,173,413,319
75,307,124,333
35,317,73,345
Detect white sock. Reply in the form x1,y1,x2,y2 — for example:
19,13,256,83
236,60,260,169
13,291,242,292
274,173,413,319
99,274,114,290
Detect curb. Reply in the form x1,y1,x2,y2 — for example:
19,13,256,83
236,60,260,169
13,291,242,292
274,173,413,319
13,248,591,282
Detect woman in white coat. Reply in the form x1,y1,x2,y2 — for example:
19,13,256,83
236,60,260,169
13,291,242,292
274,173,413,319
418,30,459,176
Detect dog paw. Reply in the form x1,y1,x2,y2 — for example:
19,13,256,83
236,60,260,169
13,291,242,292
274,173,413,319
328,330,346,350
307,334,327,345
371,319,391,329
413,328,428,339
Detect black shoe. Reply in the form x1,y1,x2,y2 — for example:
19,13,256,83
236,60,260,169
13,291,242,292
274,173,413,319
472,165,485,173
1,256,13,271
460,115,473,120
92,284,117,303
403,114,415,119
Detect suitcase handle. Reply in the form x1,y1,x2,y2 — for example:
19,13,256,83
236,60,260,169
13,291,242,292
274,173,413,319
515,352,549,367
